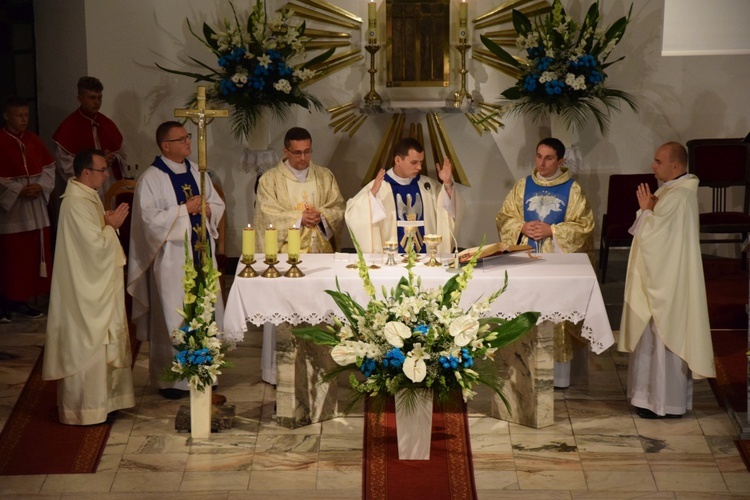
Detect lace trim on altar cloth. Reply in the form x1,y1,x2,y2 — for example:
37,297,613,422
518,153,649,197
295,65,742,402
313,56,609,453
221,309,608,354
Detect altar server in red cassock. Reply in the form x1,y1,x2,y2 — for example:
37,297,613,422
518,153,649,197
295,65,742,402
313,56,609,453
53,76,128,200
0,96,54,322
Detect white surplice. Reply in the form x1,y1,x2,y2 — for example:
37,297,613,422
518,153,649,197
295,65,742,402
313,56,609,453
127,157,225,390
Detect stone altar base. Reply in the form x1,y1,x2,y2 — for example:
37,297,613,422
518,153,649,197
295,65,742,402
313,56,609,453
275,322,339,428
175,404,236,433
492,321,555,428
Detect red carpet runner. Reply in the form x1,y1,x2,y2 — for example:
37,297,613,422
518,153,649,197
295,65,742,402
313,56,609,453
363,396,477,500
0,349,111,475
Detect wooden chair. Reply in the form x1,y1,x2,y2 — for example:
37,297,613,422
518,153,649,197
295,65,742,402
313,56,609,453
104,179,137,257
687,138,750,266
598,173,658,283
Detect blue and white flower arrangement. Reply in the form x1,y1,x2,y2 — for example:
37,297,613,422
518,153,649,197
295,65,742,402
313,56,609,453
164,235,229,392
157,0,333,141
294,238,539,411
481,0,637,134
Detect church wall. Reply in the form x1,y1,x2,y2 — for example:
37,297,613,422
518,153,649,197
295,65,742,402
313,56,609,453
34,0,87,145
33,0,750,258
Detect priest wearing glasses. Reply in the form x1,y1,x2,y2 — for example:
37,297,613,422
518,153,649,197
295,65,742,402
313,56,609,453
127,121,225,399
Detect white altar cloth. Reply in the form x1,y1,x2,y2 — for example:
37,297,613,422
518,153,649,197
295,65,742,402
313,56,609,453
223,252,614,353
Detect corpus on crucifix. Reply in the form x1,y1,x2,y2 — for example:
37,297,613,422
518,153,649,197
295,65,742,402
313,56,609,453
174,86,229,264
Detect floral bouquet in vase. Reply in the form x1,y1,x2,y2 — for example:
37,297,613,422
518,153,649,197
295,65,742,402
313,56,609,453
293,237,540,416
481,0,637,134
163,234,230,392
158,0,334,141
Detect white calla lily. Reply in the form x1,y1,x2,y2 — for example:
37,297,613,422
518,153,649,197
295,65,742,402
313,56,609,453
403,343,430,383
330,343,358,365
448,315,480,346
383,321,411,347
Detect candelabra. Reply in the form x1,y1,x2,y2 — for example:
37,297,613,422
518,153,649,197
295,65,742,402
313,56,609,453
364,43,382,106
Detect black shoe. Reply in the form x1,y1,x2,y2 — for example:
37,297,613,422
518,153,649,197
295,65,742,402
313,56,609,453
159,388,189,400
14,303,43,319
636,407,683,419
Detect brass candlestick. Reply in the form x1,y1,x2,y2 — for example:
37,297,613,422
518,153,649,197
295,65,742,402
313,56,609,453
284,255,304,278
238,254,258,278
261,257,281,278
364,44,382,106
453,40,471,107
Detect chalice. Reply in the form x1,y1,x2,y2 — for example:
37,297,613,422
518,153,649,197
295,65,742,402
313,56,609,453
383,241,399,266
423,234,443,267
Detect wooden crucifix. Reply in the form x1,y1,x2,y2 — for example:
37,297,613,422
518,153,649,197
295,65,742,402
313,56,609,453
174,86,229,263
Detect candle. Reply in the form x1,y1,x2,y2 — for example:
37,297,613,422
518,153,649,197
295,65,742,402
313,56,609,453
288,226,301,259
368,0,377,44
265,224,278,262
242,224,255,259
459,0,468,24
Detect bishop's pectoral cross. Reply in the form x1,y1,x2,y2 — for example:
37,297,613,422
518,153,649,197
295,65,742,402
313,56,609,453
174,86,228,263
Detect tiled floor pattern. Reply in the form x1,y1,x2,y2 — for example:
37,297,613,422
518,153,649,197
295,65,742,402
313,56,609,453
0,316,748,499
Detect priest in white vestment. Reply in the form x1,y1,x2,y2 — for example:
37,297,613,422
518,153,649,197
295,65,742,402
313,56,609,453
345,137,456,255
127,121,225,399
43,148,135,425
618,142,716,419
254,127,346,384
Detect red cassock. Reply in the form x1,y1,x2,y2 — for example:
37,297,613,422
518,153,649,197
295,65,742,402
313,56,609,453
53,109,124,179
0,129,55,301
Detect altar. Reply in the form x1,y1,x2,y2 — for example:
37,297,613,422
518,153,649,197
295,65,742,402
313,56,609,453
223,252,614,428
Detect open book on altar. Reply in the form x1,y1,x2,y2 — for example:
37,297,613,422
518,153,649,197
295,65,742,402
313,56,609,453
457,242,534,264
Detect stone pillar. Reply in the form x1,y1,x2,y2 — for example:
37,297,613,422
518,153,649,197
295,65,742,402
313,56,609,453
274,322,339,428
491,320,555,428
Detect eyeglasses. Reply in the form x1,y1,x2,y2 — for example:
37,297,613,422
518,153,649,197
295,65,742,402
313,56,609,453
164,133,192,144
288,148,313,158
85,167,108,173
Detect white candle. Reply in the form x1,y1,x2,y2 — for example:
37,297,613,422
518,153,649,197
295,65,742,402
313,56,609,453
459,0,468,24
368,1,377,44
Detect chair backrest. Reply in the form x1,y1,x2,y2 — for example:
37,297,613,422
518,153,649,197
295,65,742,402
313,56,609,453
104,179,137,257
605,173,659,227
687,138,750,213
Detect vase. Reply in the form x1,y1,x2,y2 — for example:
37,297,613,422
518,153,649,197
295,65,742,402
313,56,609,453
550,112,584,174
394,388,433,460
190,385,212,439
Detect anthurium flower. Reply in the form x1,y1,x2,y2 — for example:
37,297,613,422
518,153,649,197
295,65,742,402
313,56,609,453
449,315,479,346
403,343,430,383
384,321,411,348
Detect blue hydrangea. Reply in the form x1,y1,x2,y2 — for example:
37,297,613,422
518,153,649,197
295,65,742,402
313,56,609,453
460,348,474,368
545,79,565,95
523,74,538,92
536,56,553,71
413,324,429,336
360,358,376,377
220,79,236,95
588,70,604,84
382,348,405,369
439,355,460,370
527,46,544,59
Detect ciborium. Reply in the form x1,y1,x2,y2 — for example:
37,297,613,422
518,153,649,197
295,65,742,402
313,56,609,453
383,240,399,266
423,234,443,267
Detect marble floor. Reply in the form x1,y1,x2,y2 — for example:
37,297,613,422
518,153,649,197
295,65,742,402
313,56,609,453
0,254,749,499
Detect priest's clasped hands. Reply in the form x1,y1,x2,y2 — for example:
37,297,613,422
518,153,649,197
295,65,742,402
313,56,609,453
636,182,658,211
185,195,212,218
301,206,322,227
105,203,129,229
521,220,553,241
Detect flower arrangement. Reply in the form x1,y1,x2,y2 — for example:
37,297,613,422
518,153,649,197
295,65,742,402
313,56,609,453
157,0,334,141
480,0,637,134
294,239,540,411
163,235,229,392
